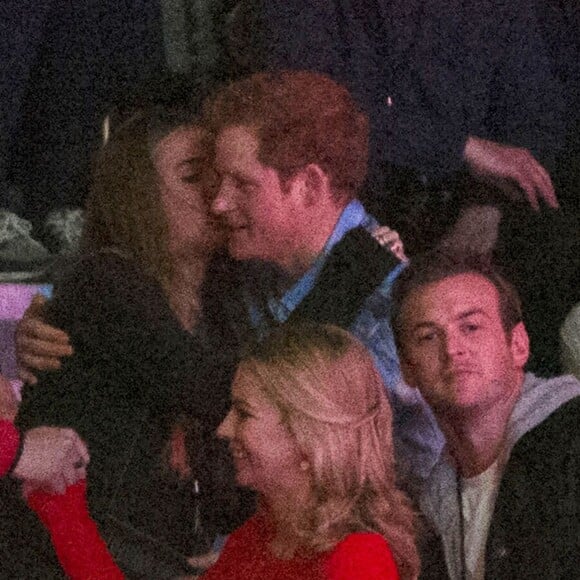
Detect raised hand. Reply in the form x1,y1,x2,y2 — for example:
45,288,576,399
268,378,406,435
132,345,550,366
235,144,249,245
464,136,558,211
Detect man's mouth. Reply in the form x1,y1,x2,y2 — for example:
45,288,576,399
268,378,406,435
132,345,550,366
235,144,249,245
228,223,248,233
448,367,478,379
229,445,246,460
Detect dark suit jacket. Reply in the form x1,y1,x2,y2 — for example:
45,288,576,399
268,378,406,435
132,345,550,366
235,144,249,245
230,0,566,178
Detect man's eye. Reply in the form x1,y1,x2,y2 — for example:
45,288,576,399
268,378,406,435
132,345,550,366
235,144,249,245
417,331,437,343
462,323,480,334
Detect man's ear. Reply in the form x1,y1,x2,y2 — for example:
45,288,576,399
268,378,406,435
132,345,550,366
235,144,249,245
509,321,530,369
291,163,328,207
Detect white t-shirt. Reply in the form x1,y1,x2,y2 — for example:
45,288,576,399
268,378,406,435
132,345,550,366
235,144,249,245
420,457,504,580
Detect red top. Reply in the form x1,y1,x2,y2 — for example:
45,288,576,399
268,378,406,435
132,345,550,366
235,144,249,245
0,419,20,476
27,480,124,580
202,513,400,580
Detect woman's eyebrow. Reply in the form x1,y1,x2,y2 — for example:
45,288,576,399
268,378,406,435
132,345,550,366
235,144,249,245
178,156,204,167
232,397,252,409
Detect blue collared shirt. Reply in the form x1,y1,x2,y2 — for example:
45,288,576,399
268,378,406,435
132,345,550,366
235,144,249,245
243,200,443,477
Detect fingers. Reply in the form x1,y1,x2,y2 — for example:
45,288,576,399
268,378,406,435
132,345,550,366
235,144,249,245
372,226,409,262
26,294,47,317
61,430,89,487
0,374,18,420
516,176,540,212
15,318,73,379
75,438,90,467
16,322,73,355
529,159,557,209
18,368,38,386
508,149,557,212
41,434,87,493
13,426,90,488
465,136,559,211
61,461,86,489
18,348,66,371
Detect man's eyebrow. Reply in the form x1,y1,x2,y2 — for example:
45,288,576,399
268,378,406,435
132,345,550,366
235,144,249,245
409,308,489,331
457,308,489,320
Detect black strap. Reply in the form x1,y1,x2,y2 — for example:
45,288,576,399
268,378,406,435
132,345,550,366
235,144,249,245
287,227,400,329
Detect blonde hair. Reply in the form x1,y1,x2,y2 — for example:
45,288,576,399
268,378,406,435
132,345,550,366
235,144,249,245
240,323,419,580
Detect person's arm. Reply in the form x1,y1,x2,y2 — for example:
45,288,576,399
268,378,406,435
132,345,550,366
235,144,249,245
460,0,566,209
0,421,89,489
17,254,192,426
15,294,73,385
0,419,21,478
27,480,124,580
1,374,88,489
15,253,218,500
0,371,18,420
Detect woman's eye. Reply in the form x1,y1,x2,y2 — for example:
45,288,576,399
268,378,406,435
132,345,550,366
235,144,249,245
233,178,255,193
235,407,252,420
418,331,437,343
182,172,203,184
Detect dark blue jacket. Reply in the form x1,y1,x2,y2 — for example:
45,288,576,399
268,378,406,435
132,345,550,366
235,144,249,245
231,0,566,178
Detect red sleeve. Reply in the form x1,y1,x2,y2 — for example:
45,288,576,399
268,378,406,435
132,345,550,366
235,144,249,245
27,480,124,580
0,420,20,477
324,533,400,580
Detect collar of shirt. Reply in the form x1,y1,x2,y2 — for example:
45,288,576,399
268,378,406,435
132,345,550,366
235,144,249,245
266,199,374,322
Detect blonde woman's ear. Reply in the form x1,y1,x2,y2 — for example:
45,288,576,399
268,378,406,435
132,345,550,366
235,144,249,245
299,459,310,472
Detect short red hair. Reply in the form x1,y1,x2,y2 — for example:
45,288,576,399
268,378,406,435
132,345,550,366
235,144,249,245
204,70,369,201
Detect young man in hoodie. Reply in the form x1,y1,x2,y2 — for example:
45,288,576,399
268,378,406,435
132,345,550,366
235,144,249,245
391,251,580,580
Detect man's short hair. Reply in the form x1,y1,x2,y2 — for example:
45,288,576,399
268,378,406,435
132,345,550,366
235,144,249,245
204,70,369,201
391,251,523,348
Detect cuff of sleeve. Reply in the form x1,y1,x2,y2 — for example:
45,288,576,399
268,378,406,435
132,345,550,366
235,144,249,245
0,420,22,477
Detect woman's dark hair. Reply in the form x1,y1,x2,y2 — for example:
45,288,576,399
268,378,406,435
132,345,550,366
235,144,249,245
82,76,210,289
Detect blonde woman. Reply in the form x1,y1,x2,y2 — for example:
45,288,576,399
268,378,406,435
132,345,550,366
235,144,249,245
203,323,419,580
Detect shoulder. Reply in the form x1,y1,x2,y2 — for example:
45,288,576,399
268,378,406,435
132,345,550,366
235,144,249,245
51,250,165,315
54,250,147,291
324,533,399,579
524,394,580,443
508,391,580,476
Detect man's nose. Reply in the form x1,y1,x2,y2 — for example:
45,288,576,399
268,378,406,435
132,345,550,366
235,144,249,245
211,178,236,215
443,330,467,359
